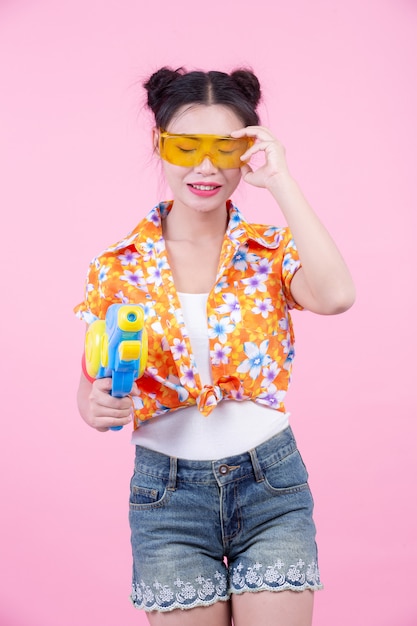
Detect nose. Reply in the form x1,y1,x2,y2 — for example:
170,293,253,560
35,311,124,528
194,155,218,175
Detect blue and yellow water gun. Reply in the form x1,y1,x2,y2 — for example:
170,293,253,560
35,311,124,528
85,304,147,430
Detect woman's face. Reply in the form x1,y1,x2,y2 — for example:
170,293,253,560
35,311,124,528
155,104,245,215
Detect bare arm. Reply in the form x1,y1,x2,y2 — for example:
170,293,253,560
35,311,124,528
267,174,355,314
233,126,356,315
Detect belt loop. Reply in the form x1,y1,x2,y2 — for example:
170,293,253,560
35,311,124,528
167,457,177,491
249,448,265,483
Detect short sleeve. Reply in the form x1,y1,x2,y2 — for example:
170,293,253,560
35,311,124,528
281,229,303,311
73,254,115,325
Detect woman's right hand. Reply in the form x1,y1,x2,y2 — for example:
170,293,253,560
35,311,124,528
77,374,133,432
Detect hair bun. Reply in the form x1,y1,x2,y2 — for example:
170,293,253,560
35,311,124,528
144,67,184,113
143,66,261,129
230,69,261,109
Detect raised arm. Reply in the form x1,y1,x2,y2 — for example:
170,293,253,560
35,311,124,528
233,126,356,315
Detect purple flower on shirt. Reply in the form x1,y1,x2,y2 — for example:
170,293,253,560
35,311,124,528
114,290,129,304
250,257,272,277
210,342,232,365
258,384,286,409
261,361,281,387
252,297,274,319
172,338,187,361
147,257,168,287
241,273,268,295
120,269,145,288
180,364,196,388
217,293,241,323
279,317,289,331
148,209,161,227
118,250,139,266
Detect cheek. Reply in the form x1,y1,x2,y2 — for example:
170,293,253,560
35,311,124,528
162,163,189,187
225,169,242,189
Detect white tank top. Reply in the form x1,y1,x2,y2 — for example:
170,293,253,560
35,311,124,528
131,292,289,459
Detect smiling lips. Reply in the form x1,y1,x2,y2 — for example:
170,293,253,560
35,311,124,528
188,182,222,197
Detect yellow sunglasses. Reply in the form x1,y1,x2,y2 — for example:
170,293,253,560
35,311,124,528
158,131,254,169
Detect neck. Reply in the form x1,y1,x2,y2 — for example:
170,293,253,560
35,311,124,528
163,201,228,242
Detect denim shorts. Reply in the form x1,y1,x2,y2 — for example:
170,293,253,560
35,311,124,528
129,426,322,613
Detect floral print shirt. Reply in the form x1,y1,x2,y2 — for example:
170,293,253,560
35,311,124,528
74,200,303,428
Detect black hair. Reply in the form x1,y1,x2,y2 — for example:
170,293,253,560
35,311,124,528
143,67,261,129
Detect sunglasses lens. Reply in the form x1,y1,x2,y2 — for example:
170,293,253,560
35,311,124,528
160,134,253,168
162,135,201,167
213,138,251,168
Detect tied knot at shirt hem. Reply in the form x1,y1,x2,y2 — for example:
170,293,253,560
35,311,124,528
196,376,243,417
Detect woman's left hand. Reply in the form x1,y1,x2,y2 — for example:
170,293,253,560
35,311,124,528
231,126,290,189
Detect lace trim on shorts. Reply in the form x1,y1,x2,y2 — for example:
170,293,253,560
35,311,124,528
131,570,228,612
231,558,322,592
131,558,322,612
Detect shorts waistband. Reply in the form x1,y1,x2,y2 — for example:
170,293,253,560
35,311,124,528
134,426,297,488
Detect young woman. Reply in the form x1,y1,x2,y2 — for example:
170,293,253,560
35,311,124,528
75,67,355,626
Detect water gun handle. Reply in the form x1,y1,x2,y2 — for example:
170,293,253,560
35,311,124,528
84,304,148,431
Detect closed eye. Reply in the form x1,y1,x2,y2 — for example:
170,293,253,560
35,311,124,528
216,139,239,154
173,138,200,152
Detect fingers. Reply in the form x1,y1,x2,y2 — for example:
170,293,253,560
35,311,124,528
240,140,272,163
239,163,253,180
88,378,134,431
233,125,290,189
231,125,274,139
232,126,284,163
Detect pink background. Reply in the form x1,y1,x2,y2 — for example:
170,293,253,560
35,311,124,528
1,0,416,624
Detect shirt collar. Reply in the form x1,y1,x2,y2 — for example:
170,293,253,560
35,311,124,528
106,200,284,255
226,202,285,250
